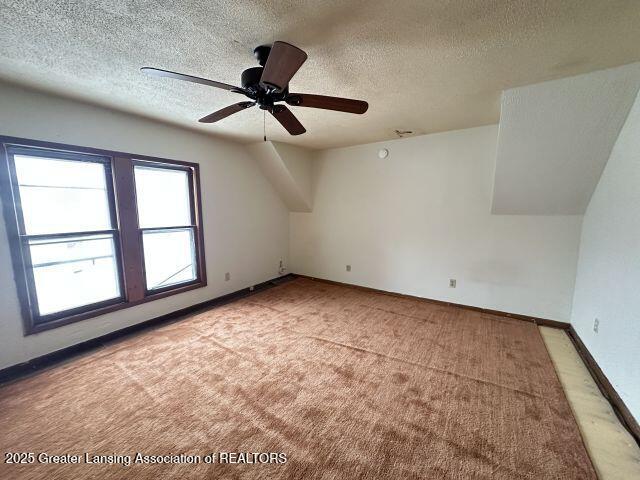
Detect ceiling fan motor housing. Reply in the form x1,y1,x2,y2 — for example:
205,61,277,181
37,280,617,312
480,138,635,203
241,66,263,90
241,59,289,110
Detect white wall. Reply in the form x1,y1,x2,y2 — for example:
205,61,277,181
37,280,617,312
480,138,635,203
246,141,313,212
0,82,289,369
272,141,315,209
571,90,640,421
290,126,583,321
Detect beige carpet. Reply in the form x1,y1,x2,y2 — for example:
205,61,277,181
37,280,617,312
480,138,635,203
0,277,596,479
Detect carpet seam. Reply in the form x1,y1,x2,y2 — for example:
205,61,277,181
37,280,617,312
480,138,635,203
299,332,542,400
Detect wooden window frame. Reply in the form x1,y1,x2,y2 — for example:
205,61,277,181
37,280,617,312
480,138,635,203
0,136,207,335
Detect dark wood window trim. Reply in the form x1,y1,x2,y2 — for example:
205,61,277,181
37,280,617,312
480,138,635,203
0,135,207,335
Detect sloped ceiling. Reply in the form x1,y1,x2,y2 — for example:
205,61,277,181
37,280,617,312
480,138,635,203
1,1,640,148
247,141,313,212
492,63,640,215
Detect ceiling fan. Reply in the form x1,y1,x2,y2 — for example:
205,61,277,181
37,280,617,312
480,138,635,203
141,41,368,136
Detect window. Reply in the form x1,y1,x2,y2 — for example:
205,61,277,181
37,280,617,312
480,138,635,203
12,151,123,318
1,137,206,334
134,163,198,291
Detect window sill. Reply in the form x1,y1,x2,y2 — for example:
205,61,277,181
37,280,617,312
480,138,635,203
26,280,207,335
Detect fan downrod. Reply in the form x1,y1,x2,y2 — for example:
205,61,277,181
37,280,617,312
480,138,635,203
253,45,271,66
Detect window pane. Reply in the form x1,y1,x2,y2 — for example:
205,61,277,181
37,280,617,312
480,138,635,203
134,166,191,228
142,228,196,290
14,154,112,235
29,234,121,316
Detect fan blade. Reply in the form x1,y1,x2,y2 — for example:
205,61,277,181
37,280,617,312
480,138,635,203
286,94,368,114
141,67,245,93
270,105,306,135
198,102,255,123
260,41,307,92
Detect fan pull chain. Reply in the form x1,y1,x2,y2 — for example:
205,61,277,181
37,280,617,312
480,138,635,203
263,110,266,142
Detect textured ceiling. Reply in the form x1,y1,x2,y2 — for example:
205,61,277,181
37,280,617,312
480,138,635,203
1,1,640,149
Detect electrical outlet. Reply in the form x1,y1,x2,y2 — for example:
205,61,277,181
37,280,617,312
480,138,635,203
225,272,230,281
346,265,351,272
449,279,456,288
593,318,599,333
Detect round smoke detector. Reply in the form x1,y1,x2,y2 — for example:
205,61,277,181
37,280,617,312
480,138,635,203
378,148,389,159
